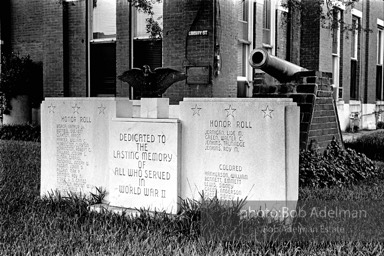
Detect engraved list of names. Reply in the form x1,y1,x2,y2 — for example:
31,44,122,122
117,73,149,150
56,122,91,193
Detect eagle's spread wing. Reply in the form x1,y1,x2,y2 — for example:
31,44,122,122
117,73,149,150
152,68,187,95
117,68,146,90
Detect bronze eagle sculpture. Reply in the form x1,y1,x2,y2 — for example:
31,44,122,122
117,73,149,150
118,65,187,98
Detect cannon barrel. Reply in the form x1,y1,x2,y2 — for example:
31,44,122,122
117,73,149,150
249,48,307,82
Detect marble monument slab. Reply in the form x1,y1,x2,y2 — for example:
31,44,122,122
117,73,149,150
40,98,121,198
179,98,299,203
108,118,181,214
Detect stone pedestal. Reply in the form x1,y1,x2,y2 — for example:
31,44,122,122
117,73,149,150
140,98,169,118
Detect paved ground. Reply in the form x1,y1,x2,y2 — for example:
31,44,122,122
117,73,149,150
342,129,383,142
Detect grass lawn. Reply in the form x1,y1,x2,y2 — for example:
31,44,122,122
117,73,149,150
1,139,384,255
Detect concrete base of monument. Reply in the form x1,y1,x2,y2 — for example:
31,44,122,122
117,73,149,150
89,203,178,218
89,201,296,226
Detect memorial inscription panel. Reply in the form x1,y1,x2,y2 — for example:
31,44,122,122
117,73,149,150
180,99,298,202
109,119,180,214
41,98,116,197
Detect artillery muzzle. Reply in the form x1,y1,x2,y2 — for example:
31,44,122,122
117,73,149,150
249,48,307,82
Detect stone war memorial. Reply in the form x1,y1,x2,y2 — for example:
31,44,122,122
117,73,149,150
41,96,299,215
41,48,306,216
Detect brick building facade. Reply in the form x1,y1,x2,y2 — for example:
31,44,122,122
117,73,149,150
300,0,384,130
0,0,292,101
1,0,384,130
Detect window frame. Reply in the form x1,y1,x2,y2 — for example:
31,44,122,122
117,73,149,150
351,15,359,60
0,40,3,77
90,0,117,43
350,13,360,101
378,27,383,66
332,8,342,100
377,21,384,101
262,0,277,50
133,1,163,40
237,0,253,81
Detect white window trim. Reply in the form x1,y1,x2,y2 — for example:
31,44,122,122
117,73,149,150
333,9,341,100
133,2,163,40
351,8,362,18
91,0,117,41
238,0,254,81
330,0,345,10
378,19,384,28
90,38,116,44
262,0,276,55
276,0,288,12
0,40,2,77
378,25,384,65
351,15,359,60
377,23,384,101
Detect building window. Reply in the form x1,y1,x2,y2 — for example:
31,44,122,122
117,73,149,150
262,0,271,45
237,0,251,78
133,1,163,39
132,1,163,70
90,0,117,97
350,15,359,100
377,26,384,101
332,8,342,100
351,16,358,59
92,0,116,40
237,44,248,77
0,40,3,77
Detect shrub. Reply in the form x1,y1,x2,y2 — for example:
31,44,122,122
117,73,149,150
377,121,384,130
300,139,378,188
344,131,384,161
0,124,40,142
0,53,43,114
345,124,359,133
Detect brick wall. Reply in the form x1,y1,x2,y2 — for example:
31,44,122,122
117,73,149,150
212,0,237,98
289,4,301,65
254,0,263,48
163,0,237,104
341,10,351,102
366,0,384,104
43,0,64,97
9,0,88,98
65,1,87,97
253,71,342,151
252,2,292,87
299,1,384,106
276,10,288,60
163,0,213,103
9,0,44,62
318,27,332,74
308,94,342,151
300,0,320,71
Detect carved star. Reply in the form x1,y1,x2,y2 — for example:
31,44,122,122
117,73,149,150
48,103,56,113
191,104,202,116
262,105,274,118
72,104,80,114
98,104,106,115
225,105,236,118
